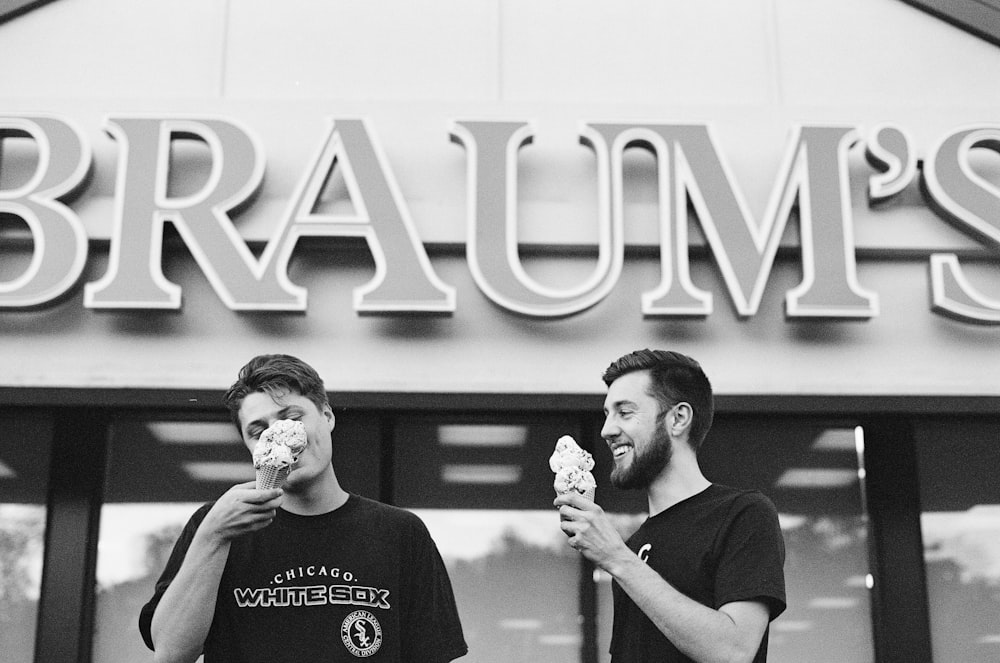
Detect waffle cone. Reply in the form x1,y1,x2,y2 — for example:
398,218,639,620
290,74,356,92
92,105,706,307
557,485,595,525
256,464,289,490
557,485,596,502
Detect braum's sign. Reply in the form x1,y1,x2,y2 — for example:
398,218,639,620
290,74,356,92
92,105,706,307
1,116,998,323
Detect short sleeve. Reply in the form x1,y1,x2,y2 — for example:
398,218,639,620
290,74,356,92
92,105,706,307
713,492,787,620
400,515,468,663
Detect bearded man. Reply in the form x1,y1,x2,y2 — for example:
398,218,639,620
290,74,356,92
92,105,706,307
555,349,786,663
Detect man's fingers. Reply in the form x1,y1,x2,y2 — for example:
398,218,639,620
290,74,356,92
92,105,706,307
553,493,582,509
559,515,582,538
240,487,283,504
231,507,278,533
554,492,600,514
557,502,591,523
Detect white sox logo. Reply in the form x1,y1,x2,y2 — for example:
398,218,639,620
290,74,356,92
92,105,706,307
341,610,382,657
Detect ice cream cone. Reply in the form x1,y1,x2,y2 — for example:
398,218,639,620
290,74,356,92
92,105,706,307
256,464,289,490
551,435,597,504
557,485,596,501
557,486,596,524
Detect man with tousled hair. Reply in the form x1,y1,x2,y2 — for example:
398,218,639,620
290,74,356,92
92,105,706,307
555,349,785,663
140,354,467,663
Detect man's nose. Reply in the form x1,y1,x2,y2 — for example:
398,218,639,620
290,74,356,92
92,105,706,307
601,416,619,441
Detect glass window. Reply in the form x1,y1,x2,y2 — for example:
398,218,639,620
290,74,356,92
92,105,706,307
395,416,586,663
93,501,203,662
916,418,1000,663
90,408,881,662
0,414,53,663
416,510,583,662
594,418,875,663
94,417,243,663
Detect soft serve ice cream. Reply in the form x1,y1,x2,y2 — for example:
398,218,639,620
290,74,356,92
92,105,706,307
550,435,597,501
252,419,307,489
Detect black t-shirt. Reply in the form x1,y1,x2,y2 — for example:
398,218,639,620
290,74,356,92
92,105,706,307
610,484,786,663
139,495,467,663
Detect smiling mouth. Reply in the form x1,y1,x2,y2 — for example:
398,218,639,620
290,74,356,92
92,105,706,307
611,444,633,459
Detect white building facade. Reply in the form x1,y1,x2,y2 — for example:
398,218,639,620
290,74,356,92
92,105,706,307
1,1,999,661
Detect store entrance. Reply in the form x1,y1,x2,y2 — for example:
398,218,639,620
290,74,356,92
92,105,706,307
89,410,875,663
3,400,998,662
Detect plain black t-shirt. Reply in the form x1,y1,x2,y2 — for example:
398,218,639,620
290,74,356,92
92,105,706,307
610,484,786,663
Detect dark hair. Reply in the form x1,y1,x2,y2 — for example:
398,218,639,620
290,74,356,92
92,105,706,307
602,349,714,452
222,354,330,432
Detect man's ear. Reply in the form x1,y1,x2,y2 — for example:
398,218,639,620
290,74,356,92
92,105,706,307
671,402,693,437
324,404,336,432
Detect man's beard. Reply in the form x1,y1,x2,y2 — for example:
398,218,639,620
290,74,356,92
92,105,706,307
609,418,672,490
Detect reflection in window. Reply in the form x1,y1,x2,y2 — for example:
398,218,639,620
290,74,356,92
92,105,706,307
416,510,583,663
0,504,46,662
394,419,570,510
88,410,886,662
94,416,251,663
92,504,202,663
396,417,587,662
0,416,52,663
916,419,1000,662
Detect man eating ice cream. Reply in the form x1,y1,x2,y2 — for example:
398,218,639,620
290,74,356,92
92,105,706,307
139,354,467,663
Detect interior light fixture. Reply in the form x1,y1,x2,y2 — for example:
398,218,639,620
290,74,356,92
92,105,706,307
810,428,857,451
499,619,542,631
775,468,858,488
148,421,236,445
441,464,522,484
777,514,808,531
537,634,581,646
0,460,16,479
843,575,870,588
437,425,527,447
182,462,254,482
807,597,859,610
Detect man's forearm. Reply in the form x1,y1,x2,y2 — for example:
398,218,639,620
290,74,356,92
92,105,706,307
607,555,764,663
150,534,231,663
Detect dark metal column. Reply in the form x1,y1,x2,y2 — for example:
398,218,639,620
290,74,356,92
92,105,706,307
34,408,110,663
863,416,934,663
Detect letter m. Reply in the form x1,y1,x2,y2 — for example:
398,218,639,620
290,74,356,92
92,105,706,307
588,123,878,318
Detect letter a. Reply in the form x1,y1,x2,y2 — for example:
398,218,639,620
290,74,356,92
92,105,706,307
259,118,455,314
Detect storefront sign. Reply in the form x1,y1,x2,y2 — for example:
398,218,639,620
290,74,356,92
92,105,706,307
1,115,998,323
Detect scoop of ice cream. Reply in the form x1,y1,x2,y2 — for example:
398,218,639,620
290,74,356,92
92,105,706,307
254,443,295,469
554,466,597,495
263,419,307,454
253,419,307,469
550,435,596,497
549,435,595,473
